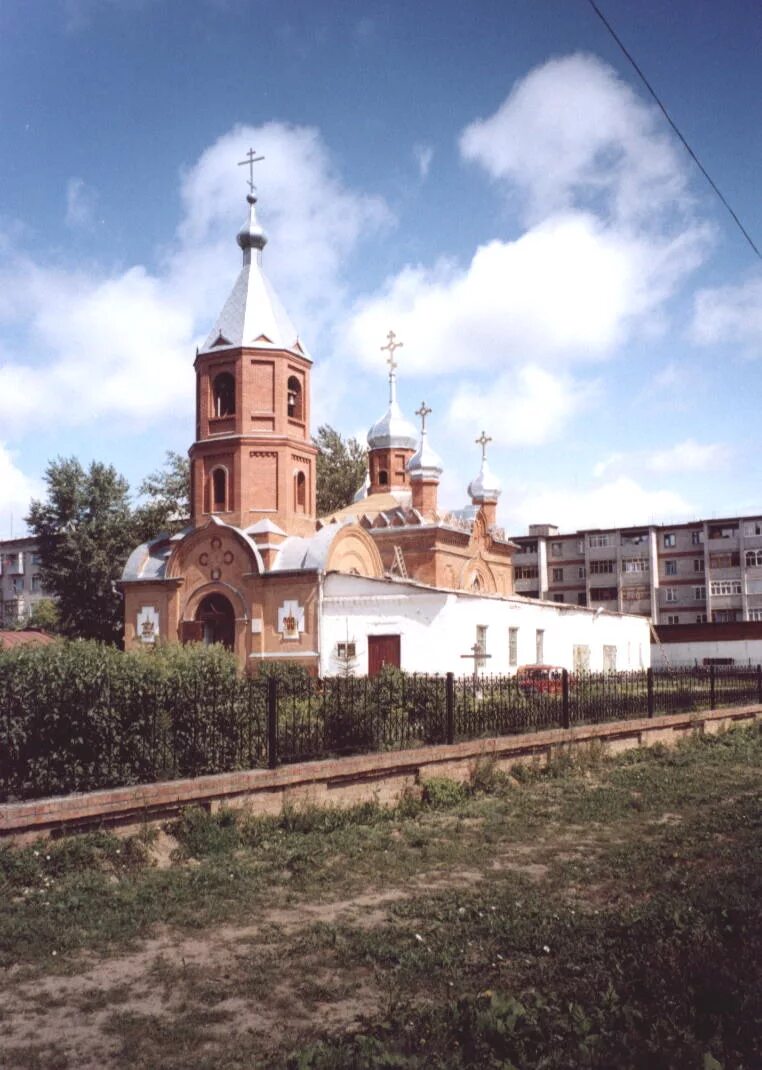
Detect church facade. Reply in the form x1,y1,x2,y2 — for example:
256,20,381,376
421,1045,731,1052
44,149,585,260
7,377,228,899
121,170,650,675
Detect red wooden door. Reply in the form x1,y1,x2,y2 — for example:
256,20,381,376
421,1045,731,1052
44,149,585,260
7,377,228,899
368,634,401,676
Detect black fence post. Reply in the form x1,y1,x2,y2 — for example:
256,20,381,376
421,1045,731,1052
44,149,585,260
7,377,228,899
709,664,716,711
757,664,762,706
646,667,654,719
445,672,455,745
562,669,570,730
267,676,278,769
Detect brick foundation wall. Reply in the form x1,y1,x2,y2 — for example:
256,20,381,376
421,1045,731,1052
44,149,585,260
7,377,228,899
1,706,759,843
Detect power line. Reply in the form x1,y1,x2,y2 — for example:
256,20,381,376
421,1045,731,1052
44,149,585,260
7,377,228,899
586,0,761,260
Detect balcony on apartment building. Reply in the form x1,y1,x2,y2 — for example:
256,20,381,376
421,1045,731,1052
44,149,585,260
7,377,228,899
706,523,740,550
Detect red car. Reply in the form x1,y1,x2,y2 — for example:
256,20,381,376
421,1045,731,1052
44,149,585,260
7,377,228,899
517,665,565,695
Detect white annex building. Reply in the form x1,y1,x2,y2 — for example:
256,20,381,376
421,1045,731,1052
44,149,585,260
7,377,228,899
121,162,650,676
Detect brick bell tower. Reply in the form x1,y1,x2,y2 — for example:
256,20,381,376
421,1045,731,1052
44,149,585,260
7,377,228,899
189,152,317,538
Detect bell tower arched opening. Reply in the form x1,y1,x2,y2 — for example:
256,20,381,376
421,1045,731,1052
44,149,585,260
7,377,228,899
212,372,235,417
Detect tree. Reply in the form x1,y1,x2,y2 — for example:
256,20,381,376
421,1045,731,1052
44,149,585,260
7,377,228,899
133,450,191,542
315,425,367,516
26,458,136,645
26,598,60,633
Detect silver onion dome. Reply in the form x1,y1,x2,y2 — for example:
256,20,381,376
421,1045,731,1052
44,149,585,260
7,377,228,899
237,193,268,255
407,429,443,481
367,399,419,451
468,458,502,502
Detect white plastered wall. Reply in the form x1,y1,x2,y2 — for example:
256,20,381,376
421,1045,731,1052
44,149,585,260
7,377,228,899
652,639,762,667
320,573,651,676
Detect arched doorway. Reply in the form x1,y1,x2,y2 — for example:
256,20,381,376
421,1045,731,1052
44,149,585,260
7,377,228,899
195,593,235,649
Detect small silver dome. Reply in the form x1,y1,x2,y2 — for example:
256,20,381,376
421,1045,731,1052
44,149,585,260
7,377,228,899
407,431,443,482
237,193,268,252
367,399,418,451
468,458,502,503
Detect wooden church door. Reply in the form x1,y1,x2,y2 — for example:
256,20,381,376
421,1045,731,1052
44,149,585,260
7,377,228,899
368,634,401,676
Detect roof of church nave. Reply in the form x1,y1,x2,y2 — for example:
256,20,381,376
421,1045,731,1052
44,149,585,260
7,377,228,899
198,182,309,361
121,514,381,582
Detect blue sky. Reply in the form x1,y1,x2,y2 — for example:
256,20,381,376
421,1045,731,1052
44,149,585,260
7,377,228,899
1,0,760,538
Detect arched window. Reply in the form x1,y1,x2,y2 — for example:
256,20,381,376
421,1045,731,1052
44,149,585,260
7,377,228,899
378,469,389,486
211,467,227,513
287,376,303,420
212,372,235,417
295,471,306,512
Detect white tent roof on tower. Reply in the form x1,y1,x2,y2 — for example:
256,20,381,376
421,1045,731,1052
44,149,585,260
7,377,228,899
198,193,311,361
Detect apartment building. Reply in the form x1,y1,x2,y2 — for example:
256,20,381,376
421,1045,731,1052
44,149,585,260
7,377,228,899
0,537,49,627
511,515,762,625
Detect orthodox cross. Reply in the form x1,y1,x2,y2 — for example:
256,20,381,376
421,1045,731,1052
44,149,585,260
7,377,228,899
380,329,404,375
476,430,492,462
460,642,492,683
238,147,265,193
415,401,432,434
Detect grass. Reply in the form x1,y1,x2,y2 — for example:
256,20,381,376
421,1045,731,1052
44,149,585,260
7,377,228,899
0,725,759,1068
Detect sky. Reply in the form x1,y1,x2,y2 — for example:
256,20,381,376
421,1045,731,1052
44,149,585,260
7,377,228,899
0,0,761,539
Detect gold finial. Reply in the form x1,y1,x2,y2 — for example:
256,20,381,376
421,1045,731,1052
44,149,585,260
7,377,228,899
476,430,492,461
415,401,432,433
238,147,265,194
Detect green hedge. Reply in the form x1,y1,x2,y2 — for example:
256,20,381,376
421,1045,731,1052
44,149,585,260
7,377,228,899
0,641,267,801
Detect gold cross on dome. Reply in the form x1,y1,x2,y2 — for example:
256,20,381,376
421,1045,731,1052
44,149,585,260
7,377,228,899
380,329,404,374
238,147,265,193
415,401,432,433
476,430,492,461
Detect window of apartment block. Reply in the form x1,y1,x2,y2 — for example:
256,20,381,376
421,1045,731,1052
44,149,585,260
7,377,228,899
694,558,705,572
588,534,610,548
748,610,762,622
666,615,679,625
745,521,762,537
696,614,708,623
590,559,615,574
663,533,676,548
621,531,648,546
552,593,564,603
577,592,587,606
713,610,739,623
622,558,649,573
31,552,42,566
515,566,539,580
578,565,586,579
710,580,742,597
551,542,563,557
665,560,678,576
745,549,762,567
694,586,706,601
508,627,518,666
552,567,563,582
519,541,538,554
590,586,617,601
535,629,544,664
709,524,738,539
664,588,678,603
31,575,41,593
576,538,584,554
691,530,704,545
709,552,740,568
623,585,649,602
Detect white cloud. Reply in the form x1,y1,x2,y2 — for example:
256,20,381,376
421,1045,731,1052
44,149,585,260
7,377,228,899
594,439,731,479
0,444,41,537
510,476,695,533
449,365,595,447
65,177,97,229
692,274,762,357
460,53,687,227
413,143,434,181
0,122,391,438
345,212,705,376
646,439,731,474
